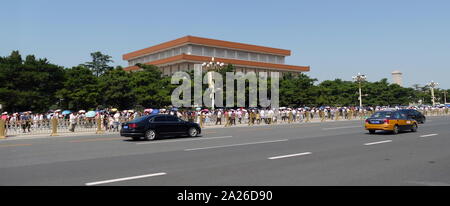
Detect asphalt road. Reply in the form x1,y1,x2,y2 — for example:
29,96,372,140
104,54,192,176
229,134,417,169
1,116,449,186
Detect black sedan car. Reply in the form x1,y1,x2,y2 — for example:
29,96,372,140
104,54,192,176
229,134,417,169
398,109,426,124
120,114,201,141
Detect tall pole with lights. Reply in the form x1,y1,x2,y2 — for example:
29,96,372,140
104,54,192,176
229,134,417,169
202,57,225,110
444,90,448,104
353,73,367,108
428,81,439,106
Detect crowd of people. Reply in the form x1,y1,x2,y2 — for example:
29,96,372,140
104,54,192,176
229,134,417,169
176,105,449,127
1,105,448,135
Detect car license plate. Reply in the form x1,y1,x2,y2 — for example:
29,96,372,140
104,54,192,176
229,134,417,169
371,121,380,124
123,126,128,129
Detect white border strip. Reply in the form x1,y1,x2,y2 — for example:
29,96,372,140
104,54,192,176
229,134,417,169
86,172,167,186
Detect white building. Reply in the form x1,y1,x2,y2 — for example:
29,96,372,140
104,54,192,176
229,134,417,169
392,70,403,87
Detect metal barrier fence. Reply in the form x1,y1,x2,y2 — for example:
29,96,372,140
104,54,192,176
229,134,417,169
1,108,448,137
2,118,119,137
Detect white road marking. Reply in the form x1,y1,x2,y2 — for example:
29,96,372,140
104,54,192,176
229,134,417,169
85,172,167,186
136,136,233,145
322,126,361,130
420,134,438,138
268,152,312,160
364,140,393,146
184,139,289,151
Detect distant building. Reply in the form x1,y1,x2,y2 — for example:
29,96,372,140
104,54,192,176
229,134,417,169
122,36,310,76
392,70,403,87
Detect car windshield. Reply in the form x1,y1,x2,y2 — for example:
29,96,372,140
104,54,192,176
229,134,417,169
371,112,393,119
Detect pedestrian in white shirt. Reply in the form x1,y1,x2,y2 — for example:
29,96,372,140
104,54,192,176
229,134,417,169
69,112,78,132
113,112,120,132
33,114,39,129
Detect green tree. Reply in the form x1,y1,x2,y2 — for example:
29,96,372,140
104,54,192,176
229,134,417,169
56,66,99,110
0,51,65,112
82,51,113,77
314,79,358,106
98,66,135,110
279,73,317,107
130,64,175,108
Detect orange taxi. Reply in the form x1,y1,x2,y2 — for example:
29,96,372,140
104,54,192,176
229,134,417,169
365,111,418,135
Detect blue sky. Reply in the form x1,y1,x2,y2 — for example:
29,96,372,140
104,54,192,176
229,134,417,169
2,0,450,88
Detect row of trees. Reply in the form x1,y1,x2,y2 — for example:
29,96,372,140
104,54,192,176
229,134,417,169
0,51,175,112
0,51,448,112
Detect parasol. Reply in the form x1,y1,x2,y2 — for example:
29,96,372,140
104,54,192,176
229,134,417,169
62,110,72,115
86,111,96,118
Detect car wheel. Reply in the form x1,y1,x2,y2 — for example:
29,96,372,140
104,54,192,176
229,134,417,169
369,130,376,134
145,130,157,141
392,125,399,135
188,127,199,137
411,124,418,132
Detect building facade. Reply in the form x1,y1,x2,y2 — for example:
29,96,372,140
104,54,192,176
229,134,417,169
122,36,310,76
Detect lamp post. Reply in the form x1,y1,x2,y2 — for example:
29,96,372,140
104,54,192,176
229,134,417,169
353,73,367,108
202,57,225,110
444,90,448,104
428,81,439,106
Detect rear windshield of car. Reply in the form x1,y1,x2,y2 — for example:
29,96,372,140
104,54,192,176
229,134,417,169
371,112,393,118
128,115,151,123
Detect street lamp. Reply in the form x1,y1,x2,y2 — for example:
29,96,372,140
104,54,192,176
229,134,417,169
353,73,367,108
202,57,225,110
444,91,448,104
428,81,439,106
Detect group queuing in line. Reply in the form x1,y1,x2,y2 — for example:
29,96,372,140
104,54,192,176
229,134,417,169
1,105,448,136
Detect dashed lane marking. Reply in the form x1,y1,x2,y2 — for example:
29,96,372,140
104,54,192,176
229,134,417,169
364,140,393,146
136,136,233,145
85,172,167,186
420,134,438,138
185,139,289,151
268,152,312,160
